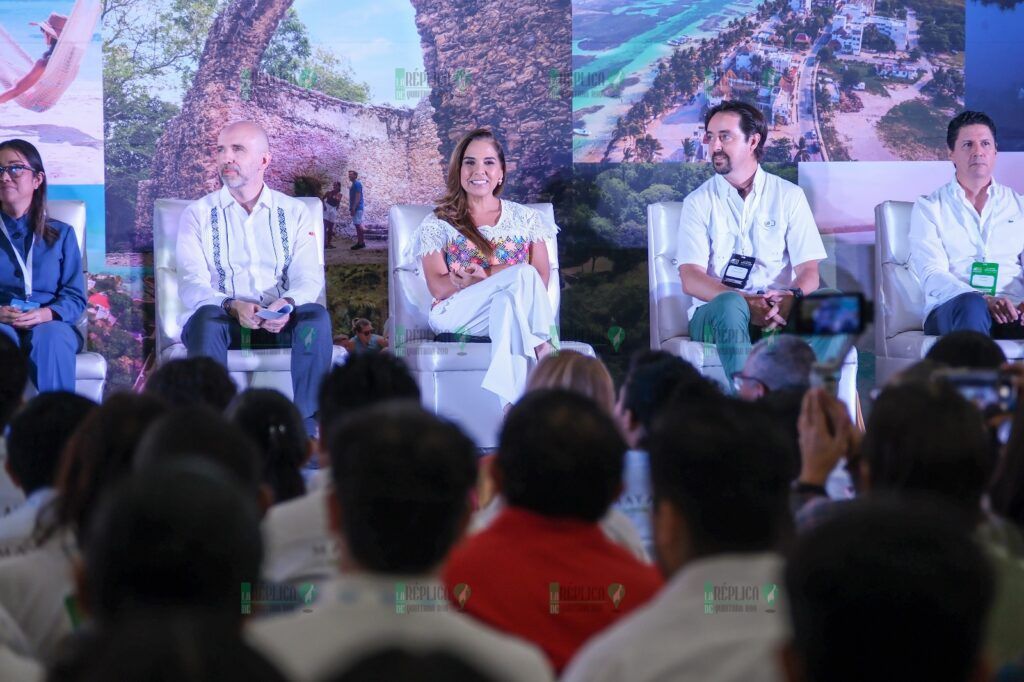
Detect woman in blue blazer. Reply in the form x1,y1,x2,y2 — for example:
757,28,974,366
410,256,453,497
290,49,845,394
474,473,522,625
0,139,85,392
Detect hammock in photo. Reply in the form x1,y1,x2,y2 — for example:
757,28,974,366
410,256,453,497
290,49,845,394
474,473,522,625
0,0,101,113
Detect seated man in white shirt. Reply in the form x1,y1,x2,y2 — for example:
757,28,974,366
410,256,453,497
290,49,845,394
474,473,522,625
564,394,792,682
677,100,831,383
248,403,555,682
910,111,1024,338
176,121,332,435
0,392,95,558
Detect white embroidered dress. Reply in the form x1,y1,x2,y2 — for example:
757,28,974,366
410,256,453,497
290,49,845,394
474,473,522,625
408,200,558,406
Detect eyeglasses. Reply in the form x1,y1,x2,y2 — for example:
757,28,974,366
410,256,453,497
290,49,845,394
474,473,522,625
731,372,768,393
0,165,34,179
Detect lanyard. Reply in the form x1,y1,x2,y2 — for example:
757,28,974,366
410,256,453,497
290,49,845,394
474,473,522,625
722,180,762,256
0,219,34,297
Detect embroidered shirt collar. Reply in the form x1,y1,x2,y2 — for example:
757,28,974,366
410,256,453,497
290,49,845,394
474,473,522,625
218,183,273,214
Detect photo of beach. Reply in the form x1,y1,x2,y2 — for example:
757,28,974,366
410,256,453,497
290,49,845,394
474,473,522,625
0,0,103,184
573,0,965,163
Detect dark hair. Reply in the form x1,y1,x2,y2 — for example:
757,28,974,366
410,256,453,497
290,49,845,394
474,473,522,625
703,100,768,159
144,357,238,412
861,382,992,519
0,333,28,430
620,352,719,444
327,403,476,573
946,111,997,151
434,128,507,259
925,330,1006,369
785,497,994,682
84,460,262,624
6,392,96,495
134,406,262,496
317,353,419,431
43,393,168,543
0,139,58,244
647,397,792,555
990,394,1024,529
498,389,626,522
329,648,494,682
227,389,307,504
49,612,287,682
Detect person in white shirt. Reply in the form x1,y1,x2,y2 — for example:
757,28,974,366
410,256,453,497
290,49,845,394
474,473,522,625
563,395,791,682
248,403,554,682
0,392,95,558
910,111,1024,338
176,121,332,435
676,100,830,383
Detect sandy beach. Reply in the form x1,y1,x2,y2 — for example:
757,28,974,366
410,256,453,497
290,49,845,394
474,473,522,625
832,72,934,161
573,0,762,162
0,76,104,184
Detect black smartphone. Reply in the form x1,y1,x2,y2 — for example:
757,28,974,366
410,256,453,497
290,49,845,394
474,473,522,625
792,293,872,336
939,369,1018,416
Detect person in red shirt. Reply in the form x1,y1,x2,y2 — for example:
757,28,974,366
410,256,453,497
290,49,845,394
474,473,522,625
442,389,663,673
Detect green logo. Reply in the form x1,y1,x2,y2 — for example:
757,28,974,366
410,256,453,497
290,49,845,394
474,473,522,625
302,326,316,350
607,326,626,352
549,68,561,99
763,583,779,612
394,67,406,100
394,324,406,358
454,324,469,355
299,582,317,612
548,324,561,351
453,68,471,94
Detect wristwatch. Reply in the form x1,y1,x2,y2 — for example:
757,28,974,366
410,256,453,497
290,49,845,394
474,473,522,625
788,287,805,299
222,297,235,313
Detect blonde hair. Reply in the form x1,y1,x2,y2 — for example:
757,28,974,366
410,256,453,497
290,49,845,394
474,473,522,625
526,351,616,416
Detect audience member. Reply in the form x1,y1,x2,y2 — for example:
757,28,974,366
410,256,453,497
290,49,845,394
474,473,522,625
926,329,1007,368
134,406,266,509
795,379,1024,665
612,351,720,558
526,350,615,414
782,498,994,682
564,396,792,682
0,393,167,663
228,389,311,505
249,403,554,681
472,350,645,559
49,459,285,681
341,318,389,355
0,392,95,557
991,393,1024,530
260,354,421,587
443,390,662,674
0,291,29,516
143,356,238,411
733,335,815,400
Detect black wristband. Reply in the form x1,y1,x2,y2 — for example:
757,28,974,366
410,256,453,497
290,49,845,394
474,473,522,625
222,297,234,313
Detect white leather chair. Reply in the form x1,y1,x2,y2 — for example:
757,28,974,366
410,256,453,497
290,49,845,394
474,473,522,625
153,197,346,398
23,200,107,401
647,201,859,416
874,200,1024,384
388,203,595,448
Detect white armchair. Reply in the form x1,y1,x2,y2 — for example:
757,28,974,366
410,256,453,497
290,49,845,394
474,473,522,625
874,200,1024,384
152,197,346,397
29,200,107,401
647,201,859,416
388,203,595,448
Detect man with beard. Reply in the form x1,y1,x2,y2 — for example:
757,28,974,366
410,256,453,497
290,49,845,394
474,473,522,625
175,121,332,436
676,101,828,384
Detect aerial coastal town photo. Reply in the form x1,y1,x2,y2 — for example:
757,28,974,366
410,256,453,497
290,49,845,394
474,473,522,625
573,0,965,162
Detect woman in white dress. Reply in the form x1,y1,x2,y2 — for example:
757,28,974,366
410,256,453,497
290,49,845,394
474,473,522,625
409,128,557,406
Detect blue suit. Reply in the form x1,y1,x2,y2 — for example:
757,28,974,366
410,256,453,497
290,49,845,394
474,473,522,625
0,213,85,392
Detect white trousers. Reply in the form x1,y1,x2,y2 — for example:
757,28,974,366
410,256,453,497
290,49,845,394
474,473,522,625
428,263,556,406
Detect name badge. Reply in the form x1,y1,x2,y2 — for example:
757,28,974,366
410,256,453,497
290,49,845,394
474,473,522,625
9,298,40,312
970,262,998,296
722,254,755,289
